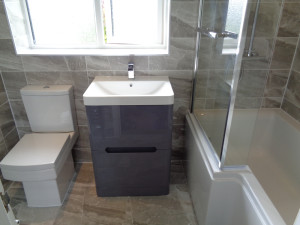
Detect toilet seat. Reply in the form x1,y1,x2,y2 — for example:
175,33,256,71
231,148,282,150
0,133,73,181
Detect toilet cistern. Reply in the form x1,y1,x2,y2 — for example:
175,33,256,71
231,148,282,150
128,63,134,79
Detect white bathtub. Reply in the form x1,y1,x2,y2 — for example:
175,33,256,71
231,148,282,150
186,112,286,225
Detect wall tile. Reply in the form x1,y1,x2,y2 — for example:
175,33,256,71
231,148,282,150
25,71,88,99
0,74,7,105
171,1,198,38
172,124,186,160
197,38,213,70
0,39,23,72
205,70,231,98
261,97,282,108
74,126,90,149
4,128,19,151
149,38,195,70
270,37,298,70
278,3,300,37
2,72,27,100
243,38,273,70
284,70,300,107
234,97,262,109
237,70,268,97
0,1,11,39
1,120,15,137
246,2,282,39
75,99,88,126
87,71,115,83
22,56,86,72
107,56,148,71
0,129,7,161
0,102,14,127
281,99,300,122
85,56,110,71
9,100,29,128
16,127,31,139
292,37,300,73
264,70,289,97
194,70,209,98
173,98,190,125
72,148,92,163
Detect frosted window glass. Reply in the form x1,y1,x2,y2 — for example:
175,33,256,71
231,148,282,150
102,0,162,45
225,0,244,35
27,0,97,47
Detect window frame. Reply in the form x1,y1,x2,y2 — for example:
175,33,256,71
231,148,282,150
4,0,170,55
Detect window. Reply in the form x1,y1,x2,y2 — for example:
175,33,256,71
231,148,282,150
222,0,247,55
4,0,170,55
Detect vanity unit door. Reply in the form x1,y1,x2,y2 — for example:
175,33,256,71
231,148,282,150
91,149,171,197
86,105,173,152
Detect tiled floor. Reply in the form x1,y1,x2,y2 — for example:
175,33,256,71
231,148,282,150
6,162,197,225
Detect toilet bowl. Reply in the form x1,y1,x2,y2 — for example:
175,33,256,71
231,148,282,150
0,85,78,207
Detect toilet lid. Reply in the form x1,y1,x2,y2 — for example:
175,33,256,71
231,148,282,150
0,133,70,171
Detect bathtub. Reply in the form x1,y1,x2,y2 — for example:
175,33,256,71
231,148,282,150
186,111,286,225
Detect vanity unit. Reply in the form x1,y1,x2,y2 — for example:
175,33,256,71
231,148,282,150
84,76,174,197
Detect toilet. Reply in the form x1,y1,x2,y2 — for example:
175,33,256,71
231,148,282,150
0,85,78,207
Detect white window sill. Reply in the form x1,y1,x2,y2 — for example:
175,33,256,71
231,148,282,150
16,47,169,56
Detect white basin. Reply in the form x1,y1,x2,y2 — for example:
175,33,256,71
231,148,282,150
83,76,174,105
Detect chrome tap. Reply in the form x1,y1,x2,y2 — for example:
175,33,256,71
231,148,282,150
128,63,134,79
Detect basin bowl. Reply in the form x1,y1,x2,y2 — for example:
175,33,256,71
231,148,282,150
83,76,174,105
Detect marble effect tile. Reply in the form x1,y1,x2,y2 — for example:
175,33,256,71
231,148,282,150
0,39,23,72
149,38,195,71
278,3,300,37
281,99,300,122
72,148,92,163
108,56,148,71
9,100,29,127
170,1,198,38
0,102,14,127
284,70,300,107
170,161,187,184
172,125,186,160
22,56,86,72
237,70,268,98
173,98,190,125
85,56,110,71
75,99,87,126
0,1,11,39
246,2,282,39
270,37,298,70
292,37,300,73
264,70,289,97
7,163,196,225
131,185,197,225
1,71,27,100
234,97,262,109
4,127,19,150
0,75,8,105
17,126,31,139
74,126,90,149
261,97,282,108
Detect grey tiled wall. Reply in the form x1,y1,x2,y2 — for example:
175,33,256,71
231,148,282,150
0,0,198,162
237,0,300,117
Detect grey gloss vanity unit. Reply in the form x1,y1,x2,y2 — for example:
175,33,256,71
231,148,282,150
83,76,174,197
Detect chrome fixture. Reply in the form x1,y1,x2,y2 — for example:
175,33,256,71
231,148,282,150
197,27,238,39
128,63,134,79
247,0,261,57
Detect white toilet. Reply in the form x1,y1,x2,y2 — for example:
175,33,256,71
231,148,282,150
0,85,78,207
